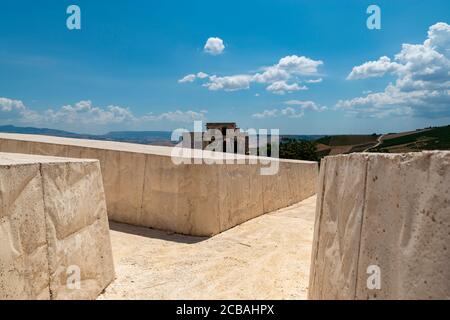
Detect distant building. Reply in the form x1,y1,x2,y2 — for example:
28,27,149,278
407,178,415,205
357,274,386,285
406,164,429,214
182,122,249,154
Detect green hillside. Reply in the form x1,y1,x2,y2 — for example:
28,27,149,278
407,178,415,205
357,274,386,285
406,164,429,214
316,134,379,146
370,125,450,152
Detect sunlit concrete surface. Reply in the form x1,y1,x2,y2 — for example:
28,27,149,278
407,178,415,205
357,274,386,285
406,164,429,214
0,133,318,236
99,195,316,300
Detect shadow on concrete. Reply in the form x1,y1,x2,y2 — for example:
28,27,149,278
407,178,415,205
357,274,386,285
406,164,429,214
108,221,209,244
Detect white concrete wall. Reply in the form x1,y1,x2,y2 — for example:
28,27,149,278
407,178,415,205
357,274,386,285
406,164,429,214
0,152,114,300
0,133,318,236
309,152,450,299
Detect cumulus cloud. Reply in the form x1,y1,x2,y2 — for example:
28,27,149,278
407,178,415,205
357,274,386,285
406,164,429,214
347,56,402,80
0,98,207,126
204,37,225,55
178,72,209,83
196,72,208,79
252,109,279,119
284,100,328,111
252,100,326,119
0,97,25,111
275,55,323,75
179,54,323,94
178,74,197,83
252,107,304,119
141,110,207,122
305,78,323,83
338,22,450,118
265,81,307,95
253,55,323,84
202,75,252,91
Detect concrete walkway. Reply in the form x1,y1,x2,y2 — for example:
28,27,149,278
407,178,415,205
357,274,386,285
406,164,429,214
99,195,316,300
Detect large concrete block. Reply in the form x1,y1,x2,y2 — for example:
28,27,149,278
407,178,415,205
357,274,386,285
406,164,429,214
308,154,368,299
309,151,450,300
0,133,318,236
0,152,114,300
355,152,450,299
0,160,49,299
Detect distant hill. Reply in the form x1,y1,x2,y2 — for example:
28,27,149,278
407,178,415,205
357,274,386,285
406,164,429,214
314,134,380,157
0,125,176,146
0,124,94,138
314,125,450,157
315,134,379,146
368,125,450,153
0,125,325,146
101,131,174,145
281,135,325,141
2,124,448,154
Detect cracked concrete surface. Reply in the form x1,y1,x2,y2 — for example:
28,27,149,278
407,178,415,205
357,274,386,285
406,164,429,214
99,195,316,300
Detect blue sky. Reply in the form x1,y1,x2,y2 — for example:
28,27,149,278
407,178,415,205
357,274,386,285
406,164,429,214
0,0,449,134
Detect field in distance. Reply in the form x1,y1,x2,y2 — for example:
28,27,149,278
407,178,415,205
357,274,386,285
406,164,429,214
314,125,450,157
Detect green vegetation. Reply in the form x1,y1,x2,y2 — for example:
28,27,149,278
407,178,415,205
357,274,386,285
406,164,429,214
315,134,379,146
370,125,450,152
275,138,318,161
270,125,450,159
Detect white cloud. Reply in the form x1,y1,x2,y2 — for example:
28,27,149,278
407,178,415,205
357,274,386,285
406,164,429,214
252,100,326,119
178,72,209,83
196,72,208,79
347,56,402,80
0,98,207,126
252,107,304,119
142,110,207,122
0,97,25,111
252,55,323,84
35,100,136,125
204,37,225,55
284,100,327,111
252,109,279,119
203,75,252,91
424,22,450,55
252,66,290,83
276,55,323,75
178,74,197,83
305,78,323,83
266,81,306,95
280,107,304,118
181,54,323,95
339,22,450,118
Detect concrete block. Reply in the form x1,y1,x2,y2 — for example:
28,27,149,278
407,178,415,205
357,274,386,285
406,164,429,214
309,151,450,300
0,152,114,300
0,133,318,236
355,152,450,299
0,160,49,299
308,154,368,299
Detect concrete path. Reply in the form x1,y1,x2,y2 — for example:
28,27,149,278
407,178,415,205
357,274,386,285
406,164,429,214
99,195,316,300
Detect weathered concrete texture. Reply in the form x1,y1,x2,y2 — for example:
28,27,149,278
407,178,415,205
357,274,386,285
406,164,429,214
0,152,114,300
0,133,318,236
309,151,450,300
